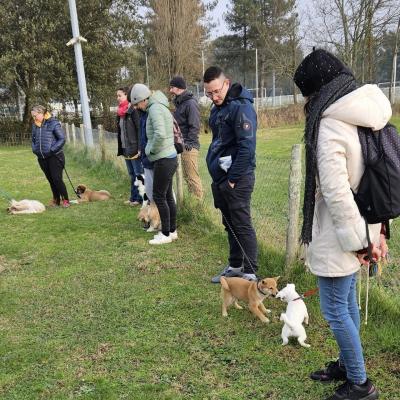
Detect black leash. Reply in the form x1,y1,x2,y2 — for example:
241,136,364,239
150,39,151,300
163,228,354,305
220,209,258,277
54,154,81,199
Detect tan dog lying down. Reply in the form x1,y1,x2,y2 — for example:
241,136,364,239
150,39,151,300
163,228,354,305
76,184,112,202
220,276,280,323
7,199,46,214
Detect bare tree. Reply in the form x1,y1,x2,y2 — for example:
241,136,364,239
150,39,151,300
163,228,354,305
145,0,206,88
304,0,400,82
251,0,302,100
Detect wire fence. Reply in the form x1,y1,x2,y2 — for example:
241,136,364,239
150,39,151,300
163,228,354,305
1,122,398,295
61,123,400,296
63,124,292,250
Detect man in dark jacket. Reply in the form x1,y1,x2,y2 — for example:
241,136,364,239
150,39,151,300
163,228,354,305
169,76,203,199
203,66,258,283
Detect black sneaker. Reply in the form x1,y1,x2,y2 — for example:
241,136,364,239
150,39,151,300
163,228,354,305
326,379,379,400
211,265,243,284
310,360,347,383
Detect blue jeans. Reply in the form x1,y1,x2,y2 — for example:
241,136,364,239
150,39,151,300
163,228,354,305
318,273,366,385
125,159,144,202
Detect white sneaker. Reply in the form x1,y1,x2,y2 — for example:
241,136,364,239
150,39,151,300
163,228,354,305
169,230,178,241
149,233,172,245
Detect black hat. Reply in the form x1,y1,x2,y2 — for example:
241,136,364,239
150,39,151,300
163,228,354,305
293,49,354,97
169,76,186,90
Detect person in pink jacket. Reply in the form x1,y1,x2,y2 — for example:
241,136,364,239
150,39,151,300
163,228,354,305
294,49,391,400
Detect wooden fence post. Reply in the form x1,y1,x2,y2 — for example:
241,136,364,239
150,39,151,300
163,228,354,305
71,123,76,147
80,124,86,146
175,154,184,206
285,144,302,268
98,124,106,162
64,123,70,143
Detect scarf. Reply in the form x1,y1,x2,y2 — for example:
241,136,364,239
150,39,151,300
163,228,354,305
34,111,52,127
117,99,129,117
301,73,357,244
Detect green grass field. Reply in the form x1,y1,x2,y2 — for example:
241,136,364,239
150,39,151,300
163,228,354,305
0,119,400,399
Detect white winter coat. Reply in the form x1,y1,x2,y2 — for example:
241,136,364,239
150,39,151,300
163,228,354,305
306,85,392,277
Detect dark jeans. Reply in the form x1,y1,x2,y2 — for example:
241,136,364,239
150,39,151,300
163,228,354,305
37,152,69,203
125,159,144,202
211,173,258,273
153,157,178,235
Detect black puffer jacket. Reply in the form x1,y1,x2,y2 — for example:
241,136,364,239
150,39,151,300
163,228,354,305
31,117,65,159
117,106,140,158
173,91,200,150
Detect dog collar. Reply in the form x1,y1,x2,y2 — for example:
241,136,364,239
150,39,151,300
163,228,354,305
291,296,303,302
257,281,268,296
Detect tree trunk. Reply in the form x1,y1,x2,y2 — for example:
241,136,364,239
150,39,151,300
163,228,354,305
22,92,32,132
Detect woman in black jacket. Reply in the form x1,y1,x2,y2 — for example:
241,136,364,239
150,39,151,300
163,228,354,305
31,105,70,207
116,86,143,206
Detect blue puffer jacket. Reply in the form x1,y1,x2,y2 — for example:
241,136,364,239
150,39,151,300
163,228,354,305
32,117,65,159
206,83,257,184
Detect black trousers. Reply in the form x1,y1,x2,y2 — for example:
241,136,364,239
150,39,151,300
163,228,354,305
153,157,178,235
37,152,69,203
211,173,258,273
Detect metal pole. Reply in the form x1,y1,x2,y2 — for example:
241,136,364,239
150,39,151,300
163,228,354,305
272,70,276,107
202,50,205,96
145,51,150,87
390,17,400,104
67,0,93,147
394,55,398,104
196,83,200,99
255,48,259,113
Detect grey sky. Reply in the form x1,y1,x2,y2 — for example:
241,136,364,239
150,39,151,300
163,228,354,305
208,0,312,41
208,0,230,39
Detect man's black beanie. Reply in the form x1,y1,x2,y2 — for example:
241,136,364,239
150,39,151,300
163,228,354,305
169,76,186,90
293,49,354,97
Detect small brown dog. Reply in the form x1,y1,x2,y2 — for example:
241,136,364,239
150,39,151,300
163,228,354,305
137,203,148,223
220,276,280,323
138,202,161,232
76,184,112,202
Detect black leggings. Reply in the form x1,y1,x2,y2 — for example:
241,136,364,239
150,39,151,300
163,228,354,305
152,157,178,236
37,152,69,203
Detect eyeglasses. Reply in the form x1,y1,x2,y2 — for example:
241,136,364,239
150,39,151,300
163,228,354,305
205,81,227,98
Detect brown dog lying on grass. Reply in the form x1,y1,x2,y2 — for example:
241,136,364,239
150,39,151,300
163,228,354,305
76,184,112,202
220,276,280,323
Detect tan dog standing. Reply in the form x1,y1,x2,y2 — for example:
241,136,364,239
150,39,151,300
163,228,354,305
220,276,280,323
76,184,112,202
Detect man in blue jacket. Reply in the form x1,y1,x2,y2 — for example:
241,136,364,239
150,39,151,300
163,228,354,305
203,66,258,283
